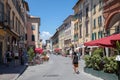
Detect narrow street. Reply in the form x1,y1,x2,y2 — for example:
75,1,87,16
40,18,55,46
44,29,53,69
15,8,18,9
17,54,103,80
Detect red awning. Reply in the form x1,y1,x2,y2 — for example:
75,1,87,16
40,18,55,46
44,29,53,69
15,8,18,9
110,34,120,41
84,33,120,47
35,48,43,54
84,40,100,46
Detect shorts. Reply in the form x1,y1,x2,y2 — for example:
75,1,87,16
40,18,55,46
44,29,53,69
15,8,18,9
7,58,11,62
73,64,78,67
15,56,19,59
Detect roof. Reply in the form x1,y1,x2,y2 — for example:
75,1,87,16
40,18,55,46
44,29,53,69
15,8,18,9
72,0,81,9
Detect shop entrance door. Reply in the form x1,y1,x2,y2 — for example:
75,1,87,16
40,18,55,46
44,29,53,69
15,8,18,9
0,42,2,63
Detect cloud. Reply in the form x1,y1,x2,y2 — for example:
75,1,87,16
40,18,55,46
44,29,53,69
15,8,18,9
40,31,52,43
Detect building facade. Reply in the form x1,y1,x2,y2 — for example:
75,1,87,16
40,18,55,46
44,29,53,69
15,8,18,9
26,15,40,49
92,0,104,40
51,30,59,52
103,0,120,35
58,24,65,53
63,15,73,53
0,0,29,63
46,40,51,51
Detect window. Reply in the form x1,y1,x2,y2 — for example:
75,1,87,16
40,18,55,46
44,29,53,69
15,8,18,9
79,24,82,38
106,30,110,36
32,35,35,41
79,12,82,22
94,19,96,28
25,34,27,40
6,4,11,25
92,33,94,40
31,25,35,30
98,31,102,39
74,22,78,30
86,7,89,18
99,0,102,10
92,32,96,40
74,34,78,41
115,26,120,33
79,4,82,10
93,5,96,14
0,2,4,22
12,12,15,29
94,33,96,40
98,16,102,27
86,21,88,36
16,18,18,32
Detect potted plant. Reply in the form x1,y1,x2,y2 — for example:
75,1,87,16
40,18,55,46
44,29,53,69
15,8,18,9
84,55,92,68
103,57,118,73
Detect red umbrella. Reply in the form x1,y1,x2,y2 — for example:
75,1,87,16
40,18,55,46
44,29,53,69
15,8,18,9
35,48,43,54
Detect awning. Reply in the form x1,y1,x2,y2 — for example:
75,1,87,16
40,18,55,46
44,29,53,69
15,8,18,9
35,48,43,54
110,34,120,41
84,33,120,47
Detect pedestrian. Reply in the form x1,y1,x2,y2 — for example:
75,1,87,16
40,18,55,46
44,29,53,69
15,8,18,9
14,51,19,66
77,49,81,60
72,51,79,74
6,50,12,66
69,49,73,58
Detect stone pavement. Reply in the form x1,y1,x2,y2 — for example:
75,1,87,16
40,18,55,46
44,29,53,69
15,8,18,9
0,62,27,80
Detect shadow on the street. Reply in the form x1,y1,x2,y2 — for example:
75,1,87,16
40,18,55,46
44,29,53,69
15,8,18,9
84,67,118,80
0,63,26,75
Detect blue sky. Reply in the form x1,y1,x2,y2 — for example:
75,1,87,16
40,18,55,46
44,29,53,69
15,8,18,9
27,0,77,41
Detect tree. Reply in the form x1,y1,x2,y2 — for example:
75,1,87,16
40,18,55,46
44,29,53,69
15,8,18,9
27,47,35,62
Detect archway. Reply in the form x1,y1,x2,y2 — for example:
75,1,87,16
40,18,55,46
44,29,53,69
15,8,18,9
105,10,120,29
105,11,120,35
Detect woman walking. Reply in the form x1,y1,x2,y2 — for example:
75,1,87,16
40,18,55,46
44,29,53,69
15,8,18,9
72,51,79,74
